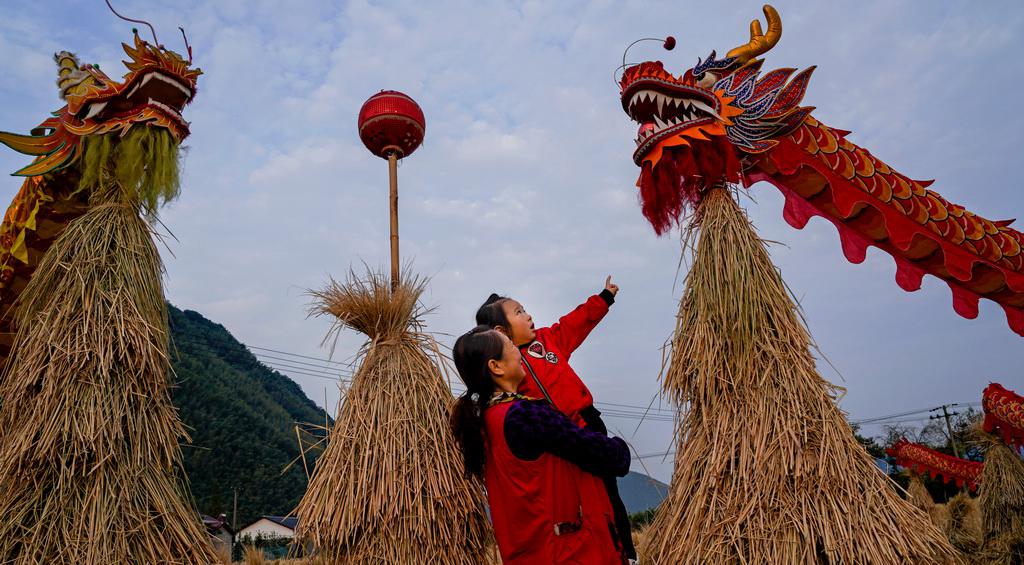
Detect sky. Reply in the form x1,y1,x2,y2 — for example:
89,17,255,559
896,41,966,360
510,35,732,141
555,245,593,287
1,0,1022,482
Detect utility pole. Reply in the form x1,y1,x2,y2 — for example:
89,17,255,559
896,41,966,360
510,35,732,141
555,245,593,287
232,487,239,532
930,404,962,458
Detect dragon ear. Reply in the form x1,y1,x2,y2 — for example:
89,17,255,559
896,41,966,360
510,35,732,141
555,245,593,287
54,51,98,100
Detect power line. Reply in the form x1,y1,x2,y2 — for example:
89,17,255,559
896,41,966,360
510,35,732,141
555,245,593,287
246,344,352,366
634,450,676,460
851,402,982,425
180,345,675,421
172,336,986,428
173,336,681,419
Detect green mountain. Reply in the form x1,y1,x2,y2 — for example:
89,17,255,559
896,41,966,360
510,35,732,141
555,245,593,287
168,304,328,527
620,471,668,514
167,304,668,526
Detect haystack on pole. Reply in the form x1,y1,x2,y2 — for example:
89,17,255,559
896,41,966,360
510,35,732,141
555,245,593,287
615,5,972,562
292,90,492,563
0,20,217,564
977,384,1024,562
637,187,960,563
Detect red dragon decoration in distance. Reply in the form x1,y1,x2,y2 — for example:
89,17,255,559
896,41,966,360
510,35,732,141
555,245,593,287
887,438,983,492
983,383,1024,450
619,4,1024,336
0,30,200,364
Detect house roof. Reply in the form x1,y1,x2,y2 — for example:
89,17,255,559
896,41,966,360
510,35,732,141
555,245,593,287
200,514,233,534
238,515,299,532
265,515,298,530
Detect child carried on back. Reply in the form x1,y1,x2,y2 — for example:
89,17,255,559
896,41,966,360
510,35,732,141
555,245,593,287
475,276,636,562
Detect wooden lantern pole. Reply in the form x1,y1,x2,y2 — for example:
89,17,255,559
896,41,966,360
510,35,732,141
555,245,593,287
357,90,424,293
388,151,400,292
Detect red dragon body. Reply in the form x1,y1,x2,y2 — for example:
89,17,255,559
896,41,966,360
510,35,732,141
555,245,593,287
983,383,1024,450
619,5,1024,336
887,438,984,491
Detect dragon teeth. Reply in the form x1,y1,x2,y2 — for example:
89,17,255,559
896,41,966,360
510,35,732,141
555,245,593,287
147,97,182,119
151,73,192,98
689,99,720,119
652,92,673,118
84,101,107,120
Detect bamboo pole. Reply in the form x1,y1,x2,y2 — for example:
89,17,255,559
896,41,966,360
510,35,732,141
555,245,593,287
388,151,399,292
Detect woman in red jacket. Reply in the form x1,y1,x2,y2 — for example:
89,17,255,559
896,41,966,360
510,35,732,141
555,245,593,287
449,326,630,565
473,277,636,561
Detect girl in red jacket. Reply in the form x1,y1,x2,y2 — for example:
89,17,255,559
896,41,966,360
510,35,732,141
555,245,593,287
474,278,636,561
449,326,630,565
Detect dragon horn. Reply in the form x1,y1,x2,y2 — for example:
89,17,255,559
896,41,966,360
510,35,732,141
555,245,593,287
726,4,782,65
54,51,96,100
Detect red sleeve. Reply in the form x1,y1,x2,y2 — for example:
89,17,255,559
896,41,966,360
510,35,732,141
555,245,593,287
543,294,610,360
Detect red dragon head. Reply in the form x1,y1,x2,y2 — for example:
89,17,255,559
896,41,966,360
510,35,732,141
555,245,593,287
620,4,813,234
0,30,201,178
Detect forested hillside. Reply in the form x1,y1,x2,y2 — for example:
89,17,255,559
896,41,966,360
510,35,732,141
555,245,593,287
168,305,328,526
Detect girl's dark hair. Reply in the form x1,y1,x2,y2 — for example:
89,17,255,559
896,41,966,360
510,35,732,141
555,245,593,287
449,325,505,479
475,293,510,330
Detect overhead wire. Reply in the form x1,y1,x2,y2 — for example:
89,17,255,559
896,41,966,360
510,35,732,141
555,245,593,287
170,335,986,430
170,335,680,422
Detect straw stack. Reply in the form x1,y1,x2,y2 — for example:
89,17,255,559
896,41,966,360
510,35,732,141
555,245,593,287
909,474,937,513
907,473,960,535
293,269,492,563
943,492,982,555
640,187,960,564
976,429,1024,564
0,130,216,563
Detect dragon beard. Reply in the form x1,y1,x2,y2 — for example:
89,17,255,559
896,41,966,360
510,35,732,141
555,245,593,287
78,126,182,216
637,135,741,235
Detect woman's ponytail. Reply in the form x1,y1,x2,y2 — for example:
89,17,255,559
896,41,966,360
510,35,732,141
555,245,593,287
449,325,504,479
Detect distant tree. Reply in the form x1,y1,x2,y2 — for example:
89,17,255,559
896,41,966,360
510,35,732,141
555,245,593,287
850,423,886,460
629,507,658,530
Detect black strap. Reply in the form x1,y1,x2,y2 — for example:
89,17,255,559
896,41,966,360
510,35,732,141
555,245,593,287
521,353,558,409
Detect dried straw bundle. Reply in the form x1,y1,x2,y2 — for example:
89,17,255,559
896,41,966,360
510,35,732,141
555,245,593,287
931,502,952,536
641,187,959,564
976,429,1024,563
909,474,938,513
944,492,982,555
0,196,216,563
293,269,492,563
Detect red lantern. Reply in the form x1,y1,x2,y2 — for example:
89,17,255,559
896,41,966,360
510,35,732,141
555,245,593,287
357,90,426,159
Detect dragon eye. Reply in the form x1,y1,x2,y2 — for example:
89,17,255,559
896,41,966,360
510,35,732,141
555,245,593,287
696,71,718,88
694,72,706,82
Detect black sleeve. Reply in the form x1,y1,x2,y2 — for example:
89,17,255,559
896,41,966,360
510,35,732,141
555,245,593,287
504,399,630,477
599,288,615,306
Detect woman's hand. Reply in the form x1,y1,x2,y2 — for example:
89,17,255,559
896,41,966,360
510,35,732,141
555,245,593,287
604,275,619,297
